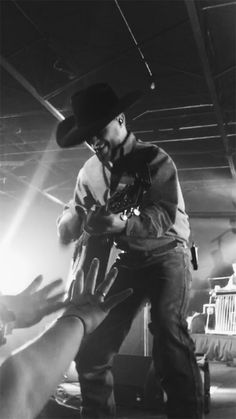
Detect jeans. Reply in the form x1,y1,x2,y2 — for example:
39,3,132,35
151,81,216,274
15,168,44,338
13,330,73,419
75,246,203,418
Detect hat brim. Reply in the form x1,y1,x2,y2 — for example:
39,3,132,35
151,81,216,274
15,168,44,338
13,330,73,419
56,90,142,148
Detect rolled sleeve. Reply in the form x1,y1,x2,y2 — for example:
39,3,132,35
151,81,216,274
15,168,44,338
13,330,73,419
56,200,84,244
56,163,97,244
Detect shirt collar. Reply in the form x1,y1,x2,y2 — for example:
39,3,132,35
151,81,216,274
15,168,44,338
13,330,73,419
120,131,137,157
112,132,138,173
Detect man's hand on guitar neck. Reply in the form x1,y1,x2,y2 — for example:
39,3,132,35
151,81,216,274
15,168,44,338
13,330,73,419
85,206,127,235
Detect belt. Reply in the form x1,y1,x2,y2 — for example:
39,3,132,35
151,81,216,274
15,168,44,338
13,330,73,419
149,239,188,255
119,239,188,258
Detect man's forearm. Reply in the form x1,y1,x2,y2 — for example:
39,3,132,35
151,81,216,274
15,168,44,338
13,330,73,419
57,207,83,243
0,316,84,419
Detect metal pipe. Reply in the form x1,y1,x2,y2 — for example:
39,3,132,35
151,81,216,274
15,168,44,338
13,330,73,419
151,134,235,143
189,211,236,218
134,104,214,120
214,65,236,80
114,0,153,78
178,165,229,171
0,55,64,121
202,2,236,11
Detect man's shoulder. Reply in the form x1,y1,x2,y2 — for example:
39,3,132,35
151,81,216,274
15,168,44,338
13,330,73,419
77,155,101,183
83,154,98,170
134,140,161,163
136,140,169,156
136,139,156,150
79,154,108,185
134,140,175,174
80,154,104,175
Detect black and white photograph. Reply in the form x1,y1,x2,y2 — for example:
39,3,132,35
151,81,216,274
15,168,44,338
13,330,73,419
0,1,236,418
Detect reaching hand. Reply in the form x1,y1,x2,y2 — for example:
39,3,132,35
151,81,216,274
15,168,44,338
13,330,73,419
2,276,65,328
62,258,133,334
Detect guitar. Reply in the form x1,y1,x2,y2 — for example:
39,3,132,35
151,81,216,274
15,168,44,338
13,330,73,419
71,171,150,283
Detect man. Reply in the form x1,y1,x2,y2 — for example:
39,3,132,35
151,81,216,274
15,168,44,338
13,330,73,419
56,83,203,419
0,258,132,419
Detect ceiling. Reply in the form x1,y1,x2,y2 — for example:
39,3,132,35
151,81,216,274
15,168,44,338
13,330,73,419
0,0,236,216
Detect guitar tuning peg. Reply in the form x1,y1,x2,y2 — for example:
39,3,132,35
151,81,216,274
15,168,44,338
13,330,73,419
120,213,128,221
133,207,140,216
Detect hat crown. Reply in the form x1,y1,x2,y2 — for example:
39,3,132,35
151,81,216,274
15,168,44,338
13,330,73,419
56,83,142,148
71,83,119,126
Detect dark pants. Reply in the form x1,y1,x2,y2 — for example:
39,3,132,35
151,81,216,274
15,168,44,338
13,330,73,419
75,246,203,419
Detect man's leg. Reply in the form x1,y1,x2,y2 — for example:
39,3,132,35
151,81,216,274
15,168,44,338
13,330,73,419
75,266,145,419
149,248,203,419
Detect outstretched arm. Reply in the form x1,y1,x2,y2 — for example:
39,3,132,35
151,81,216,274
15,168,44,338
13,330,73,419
0,315,83,419
1,276,65,329
0,259,132,419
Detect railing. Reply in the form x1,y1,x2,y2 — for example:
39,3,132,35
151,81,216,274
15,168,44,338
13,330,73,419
205,289,236,335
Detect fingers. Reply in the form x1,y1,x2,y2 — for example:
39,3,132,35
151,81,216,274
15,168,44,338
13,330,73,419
103,288,133,311
84,258,99,295
36,279,63,299
40,294,66,317
72,268,84,300
22,275,43,295
67,280,75,301
46,292,66,306
95,267,118,298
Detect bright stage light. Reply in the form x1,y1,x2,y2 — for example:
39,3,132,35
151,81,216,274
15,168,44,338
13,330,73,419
210,386,236,395
0,248,30,294
0,134,62,296
0,133,61,260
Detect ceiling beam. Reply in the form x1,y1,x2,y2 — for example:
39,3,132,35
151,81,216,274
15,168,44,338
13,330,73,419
185,0,236,179
0,54,64,122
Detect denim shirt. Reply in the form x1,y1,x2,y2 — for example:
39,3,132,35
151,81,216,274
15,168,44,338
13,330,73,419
58,133,190,254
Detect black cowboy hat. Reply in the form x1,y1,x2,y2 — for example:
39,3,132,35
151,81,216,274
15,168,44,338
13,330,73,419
56,83,142,148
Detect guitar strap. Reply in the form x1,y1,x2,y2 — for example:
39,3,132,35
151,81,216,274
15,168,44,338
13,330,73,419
132,162,152,208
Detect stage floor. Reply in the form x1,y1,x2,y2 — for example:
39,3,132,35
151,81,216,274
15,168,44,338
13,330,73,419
116,361,236,419
38,360,236,419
